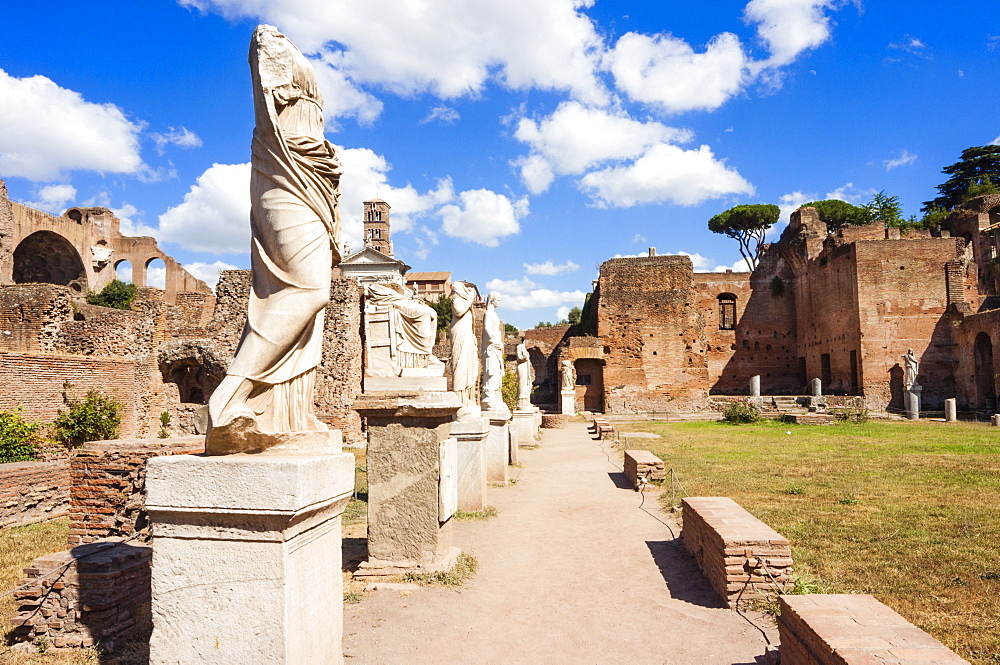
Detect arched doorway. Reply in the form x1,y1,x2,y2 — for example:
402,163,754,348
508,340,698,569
146,257,166,289
114,259,133,283
974,332,995,410
13,231,88,292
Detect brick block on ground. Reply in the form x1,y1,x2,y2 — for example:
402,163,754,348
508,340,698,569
10,539,152,652
540,414,568,429
623,450,665,490
681,497,793,607
778,594,970,664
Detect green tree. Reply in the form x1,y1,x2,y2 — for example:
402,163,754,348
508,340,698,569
865,191,906,227
802,199,871,231
565,306,582,325
923,145,1000,212
707,204,780,271
503,322,519,336
86,279,137,310
432,294,452,334
0,408,42,463
54,389,123,448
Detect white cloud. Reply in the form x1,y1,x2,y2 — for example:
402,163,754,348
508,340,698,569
712,257,754,272
115,262,133,283
992,136,1000,146
0,68,145,181
24,184,77,213
888,34,929,57
523,260,580,276
580,143,754,207
439,189,528,247
514,102,691,193
311,53,383,128
825,182,866,203
632,233,646,243
150,126,203,154
884,150,917,171
422,105,460,124
778,190,815,223
606,31,748,113
146,261,167,289
337,146,455,248
745,0,839,68
181,0,606,108
555,305,571,321
675,251,713,271
183,260,238,289
112,202,159,237
485,276,586,311
157,162,252,254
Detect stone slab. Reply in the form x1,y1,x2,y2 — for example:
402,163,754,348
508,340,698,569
363,376,448,393
452,417,487,512
483,409,510,484
512,409,536,446
560,389,575,415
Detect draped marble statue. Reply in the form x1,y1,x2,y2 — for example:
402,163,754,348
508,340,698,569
903,348,919,389
560,359,576,391
516,339,533,410
450,282,480,414
364,283,444,377
480,292,505,411
207,25,341,453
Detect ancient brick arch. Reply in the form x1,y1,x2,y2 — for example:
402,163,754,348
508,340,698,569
13,230,88,292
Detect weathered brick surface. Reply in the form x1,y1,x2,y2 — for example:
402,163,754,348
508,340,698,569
778,594,970,664
622,450,665,489
0,461,70,528
10,539,152,651
681,497,793,607
67,437,203,546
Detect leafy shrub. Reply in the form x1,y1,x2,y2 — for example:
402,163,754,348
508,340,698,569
722,398,761,424
86,279,137,310
54,390,123,447
501,371,518,412
831,406,870,423
0,408,42,463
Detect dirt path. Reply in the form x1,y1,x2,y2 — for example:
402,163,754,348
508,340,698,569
343,420,777,665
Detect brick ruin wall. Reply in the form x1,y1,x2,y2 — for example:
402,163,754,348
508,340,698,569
596,255,709,413
0,461,70,529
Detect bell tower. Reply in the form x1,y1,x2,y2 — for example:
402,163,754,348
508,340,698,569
363,199,392,256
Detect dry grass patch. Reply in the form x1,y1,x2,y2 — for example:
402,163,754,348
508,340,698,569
621,419,1000,665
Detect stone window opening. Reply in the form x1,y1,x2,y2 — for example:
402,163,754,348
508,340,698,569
717,294,736,330
577,374,592,386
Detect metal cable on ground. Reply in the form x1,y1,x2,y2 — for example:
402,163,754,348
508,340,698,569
733,574,773,647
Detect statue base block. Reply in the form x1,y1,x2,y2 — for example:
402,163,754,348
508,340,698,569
561,390,576,415
512,409,538,447
145,449,355,665
452,417,488,512
482,408,511,484
354,546,462,579
363,376,448,392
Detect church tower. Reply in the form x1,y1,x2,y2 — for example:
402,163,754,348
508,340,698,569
363,199,392,256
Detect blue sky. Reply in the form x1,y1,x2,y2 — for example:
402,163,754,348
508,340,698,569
1,0,998,328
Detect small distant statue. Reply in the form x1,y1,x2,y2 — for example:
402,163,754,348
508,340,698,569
516,339,533,410
560,359,575,392
903,349,919,389
207,25,341,452
450,282,480,411
480,292,505,411
364,284,443,377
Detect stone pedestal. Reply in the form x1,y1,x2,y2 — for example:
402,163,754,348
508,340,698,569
906,384,922,420
560,389,576,415
991,414,1000,427
450,416,488,512
508,427,519,466
749,375,762,408
146,448,355,665
354,392,461,576
944,398,957,422
483,408,511,484
512,408,536,447
810,378,822,397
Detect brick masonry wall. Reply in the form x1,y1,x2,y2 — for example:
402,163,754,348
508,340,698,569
10,539,152,651
778,594,970,665
68,437,204,546
0,461,70,528
681,497,793,607
950,307,1000,410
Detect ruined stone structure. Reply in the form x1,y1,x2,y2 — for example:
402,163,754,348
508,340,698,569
541,198,1000,414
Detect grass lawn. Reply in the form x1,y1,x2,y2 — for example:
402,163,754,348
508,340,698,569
619,418,1000,665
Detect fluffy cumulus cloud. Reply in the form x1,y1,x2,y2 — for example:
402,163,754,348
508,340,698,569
744,0,839,68
157,162,252,254
0,69,145,181
24,184,78,213
180,0,606,105
580,143,754,208
884,150,917,171
778,190,815,223
712,257,754,272
523,260,579,276
310,53,384,128
674,251,713,271
514,102,692,193
439,189,528,247
606,32,748,114
150,126,203,154
484,276,586,311
183,260,239,289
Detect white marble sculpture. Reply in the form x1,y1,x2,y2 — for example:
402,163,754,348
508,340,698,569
560,359,576,392
364,283,444,377
516,339,533,410
903,348,919,389
450,282,480,413
480,292,505,411
206,24,341,453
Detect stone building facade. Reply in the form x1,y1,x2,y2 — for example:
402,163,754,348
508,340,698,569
545,198,1000,415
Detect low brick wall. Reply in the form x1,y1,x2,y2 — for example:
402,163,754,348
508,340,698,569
68,436,204,546
10,539,152,651
623,450,665,490
681,497,793,607
778,594,969,664
0,460,70,529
